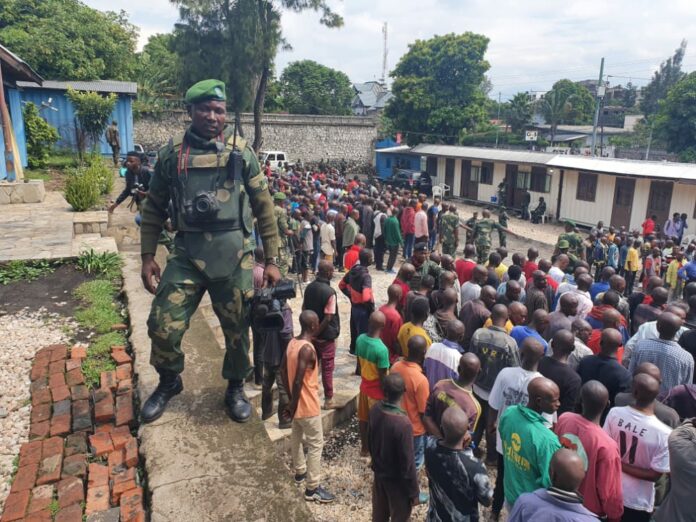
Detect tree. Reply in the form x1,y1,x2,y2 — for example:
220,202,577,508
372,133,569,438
23,103,60,168
264,77,285,113
622,82,637,108
385,33,491,145
133,33,181,117
0,0,138,80
279,60,352,115
656,72,696,162
505,92,533,132
641,40,687,118
66,88,117,157
171,0,342,150
538,79,595,142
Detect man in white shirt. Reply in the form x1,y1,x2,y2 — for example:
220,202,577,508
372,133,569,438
623,304,688,367
603,373,671,521
549,254,570,284
554,273,594,320
461,265,487,303
319,213,336,263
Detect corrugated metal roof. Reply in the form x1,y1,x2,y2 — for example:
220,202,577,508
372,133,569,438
409,143,696,182
17,80,137,95
0,44,42,84
546,155,696,181
376,145,413,154
411,144,556,164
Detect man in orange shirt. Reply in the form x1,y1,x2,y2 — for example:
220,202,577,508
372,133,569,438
281,311,335,503
343,233,366,271
392,335,430,473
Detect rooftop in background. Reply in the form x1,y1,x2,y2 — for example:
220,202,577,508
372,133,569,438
0,44,42,85
16,80,137,95
533,123,632,135
352,81,392,115
408,143,696,182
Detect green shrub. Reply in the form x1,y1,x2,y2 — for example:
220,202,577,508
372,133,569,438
77,249,122,279
64,167,100,211
74,279,122,333
23,102,60,168
84,154,114,195
0,260,55,284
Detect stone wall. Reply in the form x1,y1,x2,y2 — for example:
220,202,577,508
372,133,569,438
0,180,45,204
134,111,380,163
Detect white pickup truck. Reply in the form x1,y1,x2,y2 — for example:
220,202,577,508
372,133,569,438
258,150,293,172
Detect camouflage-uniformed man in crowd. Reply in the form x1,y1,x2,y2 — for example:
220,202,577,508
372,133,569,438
465,211,478,243
409,242,442,291
438,204,460,256
555,220,585,262
273,192,293,277
139,79,281,424
463,209,515,264
498,206,510,247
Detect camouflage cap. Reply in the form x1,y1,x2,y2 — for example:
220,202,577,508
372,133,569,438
273,192,287,201
184,79,226,104
564,219,576,228
558,239,570,249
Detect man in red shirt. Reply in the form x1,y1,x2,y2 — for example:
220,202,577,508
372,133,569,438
455,244,478,285
380,284,405,363
523,247,539,282
538,259,559,293
587,308,625,363
642,214,657,237
555,380,623,521
401,199,417,260
392,263,415,317
343,233,366,271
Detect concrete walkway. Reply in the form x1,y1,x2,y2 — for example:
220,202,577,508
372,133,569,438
123,252,312,522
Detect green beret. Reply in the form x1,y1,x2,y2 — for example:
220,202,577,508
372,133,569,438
564,219,576,228
273,192,286,201
185,79,226,104
558,239,570,249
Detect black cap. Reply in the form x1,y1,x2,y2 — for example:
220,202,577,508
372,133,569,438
414,242,428,252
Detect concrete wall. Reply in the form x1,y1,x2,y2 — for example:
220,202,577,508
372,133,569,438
134,111,379,163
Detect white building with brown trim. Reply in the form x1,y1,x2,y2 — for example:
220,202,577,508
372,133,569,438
409,144,696,231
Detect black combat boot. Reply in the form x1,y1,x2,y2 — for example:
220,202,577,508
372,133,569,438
225,380,251,423
140,368,183,423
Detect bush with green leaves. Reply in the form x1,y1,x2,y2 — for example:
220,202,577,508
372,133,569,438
84,153,114,195
77,249,122,278
23,102,60,168
64,167,100,211
66,88,117,155
0,260,55,284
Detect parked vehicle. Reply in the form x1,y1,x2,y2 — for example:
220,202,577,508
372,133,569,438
384,168,433,196
259,150,293,172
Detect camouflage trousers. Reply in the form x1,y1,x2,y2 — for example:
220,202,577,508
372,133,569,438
441,242,457,256
277,242,290,278
498,230,507,248
147,251,253,381
476,242,490,264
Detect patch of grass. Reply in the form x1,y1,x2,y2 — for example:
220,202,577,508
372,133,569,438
90,332,126,357
25,169,51,182
0,260,56,285
82,353,117,389
47,152,79,169
76,250,122,280
49,499,60,516
74,279,122,333
8,455,19,483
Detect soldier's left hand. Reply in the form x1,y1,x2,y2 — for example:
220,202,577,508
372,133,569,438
263,263,282,287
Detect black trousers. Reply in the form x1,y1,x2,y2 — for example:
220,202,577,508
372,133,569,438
350,305,371,355
372,477,413,522
492,453,505,514
374,235,386,270
386,246,399,271
621,507,651,522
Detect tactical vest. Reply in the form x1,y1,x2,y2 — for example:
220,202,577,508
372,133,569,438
170,131,253,235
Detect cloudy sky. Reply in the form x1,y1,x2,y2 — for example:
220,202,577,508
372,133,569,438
84,0,695,100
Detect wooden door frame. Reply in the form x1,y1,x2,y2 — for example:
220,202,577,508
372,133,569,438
610,177,636,229
646,180,674,229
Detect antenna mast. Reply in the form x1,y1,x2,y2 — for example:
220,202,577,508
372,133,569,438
381,22,388,85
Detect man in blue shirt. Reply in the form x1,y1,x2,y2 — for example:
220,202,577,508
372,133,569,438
589,266,614,303
511,309,549,354
678,257,696,284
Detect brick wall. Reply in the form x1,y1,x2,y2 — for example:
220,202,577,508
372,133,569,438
134,111,380,163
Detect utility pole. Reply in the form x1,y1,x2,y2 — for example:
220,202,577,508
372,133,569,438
380,22,388,86
0,62,17,181
590,57,605,157
645,122,654,160
495,91,502,148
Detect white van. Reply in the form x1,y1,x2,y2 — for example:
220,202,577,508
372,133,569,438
259,151,291,172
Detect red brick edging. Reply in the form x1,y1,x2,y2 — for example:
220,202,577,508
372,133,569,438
1,343,145,522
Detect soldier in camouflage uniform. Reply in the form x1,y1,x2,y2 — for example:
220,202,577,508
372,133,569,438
138,79,281,424
409,242,442,291
498,206,510,247
465,212,478,243
273,192,293,277
555,220,585,262
462,209,515,264
438,204,460,256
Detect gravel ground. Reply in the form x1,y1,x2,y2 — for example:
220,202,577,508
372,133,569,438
0,310,77,512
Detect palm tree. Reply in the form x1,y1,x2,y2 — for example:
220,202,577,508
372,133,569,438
505,92,533,133
538,90,574,144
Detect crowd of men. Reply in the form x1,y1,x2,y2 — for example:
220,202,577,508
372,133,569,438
256,162,696,521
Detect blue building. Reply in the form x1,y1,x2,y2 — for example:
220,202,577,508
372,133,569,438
0,44,43,180
374,139,421,180
17,80,137,157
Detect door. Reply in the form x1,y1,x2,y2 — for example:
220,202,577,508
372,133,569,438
426,156,438,178
460,160,470,198
445,158,455,191
646,181,673,230
611,177,635,229
504,164,518,207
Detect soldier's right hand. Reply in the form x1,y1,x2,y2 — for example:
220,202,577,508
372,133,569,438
141,254,161,294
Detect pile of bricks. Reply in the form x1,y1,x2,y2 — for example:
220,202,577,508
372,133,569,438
1,343,145,522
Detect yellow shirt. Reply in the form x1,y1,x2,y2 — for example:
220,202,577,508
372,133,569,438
624,247,642,272
483,318,513,334
666,260,685,289
485,261,509,281
397,323,432,358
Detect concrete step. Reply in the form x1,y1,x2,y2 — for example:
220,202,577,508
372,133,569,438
71,235,118,256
